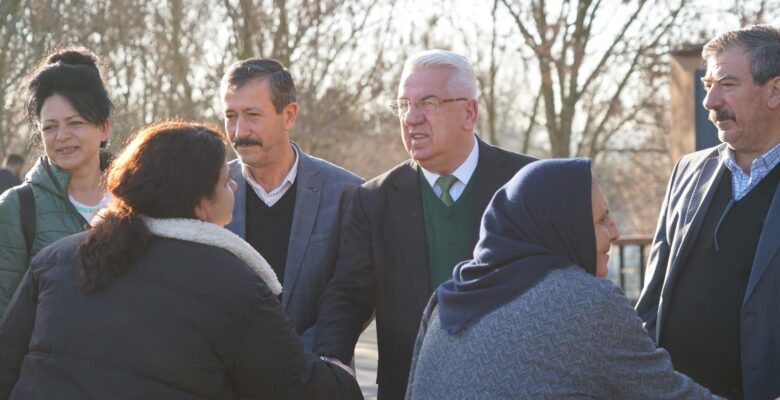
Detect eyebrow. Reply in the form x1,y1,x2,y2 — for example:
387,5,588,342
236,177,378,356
700,74,738,84
42,114,82,123
224,107,260,113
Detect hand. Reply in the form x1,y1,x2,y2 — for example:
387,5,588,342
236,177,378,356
323,356,355,378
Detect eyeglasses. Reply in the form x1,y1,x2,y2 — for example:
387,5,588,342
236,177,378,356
389,96,468,116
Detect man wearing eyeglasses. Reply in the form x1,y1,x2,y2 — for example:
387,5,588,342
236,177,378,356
314,49,535,399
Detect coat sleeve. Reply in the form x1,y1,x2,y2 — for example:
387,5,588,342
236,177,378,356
297,174,364,351
313,187,376,363
231,279,362,400
0,268,39,397
0,189,30,316
591,281,722,399
634,160,681,343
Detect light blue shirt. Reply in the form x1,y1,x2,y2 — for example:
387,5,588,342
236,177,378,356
420,136,479,202
722,141,780,201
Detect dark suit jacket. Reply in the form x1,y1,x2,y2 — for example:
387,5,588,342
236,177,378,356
636,144,780,400
226,143,363,351
314,137,535,399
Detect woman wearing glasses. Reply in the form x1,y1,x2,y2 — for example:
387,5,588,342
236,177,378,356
0,47,112,316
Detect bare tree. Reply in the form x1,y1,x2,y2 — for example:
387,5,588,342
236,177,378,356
500,0,688,159
220,0,396,156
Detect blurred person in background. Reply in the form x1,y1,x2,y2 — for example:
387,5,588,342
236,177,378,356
0,47,113,316
0,154,24,194
0,121,362,399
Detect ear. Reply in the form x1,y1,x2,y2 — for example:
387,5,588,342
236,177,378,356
100,120,111,142
463,99,479,131
193,198,211,222
768,77,780,109
283,102,299,132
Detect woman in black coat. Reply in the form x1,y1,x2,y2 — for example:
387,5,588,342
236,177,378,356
0,121,361,399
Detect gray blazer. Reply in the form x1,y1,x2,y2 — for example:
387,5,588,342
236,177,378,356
226,143,363,350
636,144,780,400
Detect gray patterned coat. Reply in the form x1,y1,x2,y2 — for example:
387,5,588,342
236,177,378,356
406,267,722,400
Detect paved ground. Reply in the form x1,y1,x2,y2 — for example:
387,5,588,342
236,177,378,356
354,321,378,399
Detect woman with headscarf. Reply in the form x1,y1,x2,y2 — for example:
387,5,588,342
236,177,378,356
405,158,721,399
0,121,361,399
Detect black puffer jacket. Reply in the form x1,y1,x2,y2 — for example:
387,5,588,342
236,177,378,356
0,227,361,399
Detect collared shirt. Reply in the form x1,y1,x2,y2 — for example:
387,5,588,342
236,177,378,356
420,136,479,202
722,141,780,201
242,144,299,207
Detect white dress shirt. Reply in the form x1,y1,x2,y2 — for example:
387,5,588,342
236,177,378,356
420,136,479,203
242,145,299,207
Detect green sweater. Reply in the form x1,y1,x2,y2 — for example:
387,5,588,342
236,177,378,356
0,157,88,314
421,174,475,290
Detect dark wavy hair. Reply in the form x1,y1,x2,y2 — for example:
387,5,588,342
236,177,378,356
22,46,113,148
77,121,227,293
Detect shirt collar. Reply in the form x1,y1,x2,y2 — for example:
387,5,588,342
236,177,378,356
721,141,780,177
241,143,299,197
420,135,479,188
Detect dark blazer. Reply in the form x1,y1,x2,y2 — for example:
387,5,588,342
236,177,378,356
314,137,536,399
226,143,363,350
0,231,362,399
636,144,780,400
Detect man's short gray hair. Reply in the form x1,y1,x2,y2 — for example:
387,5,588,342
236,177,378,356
402,49,478,98
702,24,780,85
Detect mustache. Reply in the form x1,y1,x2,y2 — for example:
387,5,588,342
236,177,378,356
709,109,736,124
233,138,263,147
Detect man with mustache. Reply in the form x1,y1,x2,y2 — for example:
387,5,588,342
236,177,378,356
220,58,363,353
313,50,535,399
637,25,780,400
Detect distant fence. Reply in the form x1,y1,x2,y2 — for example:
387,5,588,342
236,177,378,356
610,236,653,303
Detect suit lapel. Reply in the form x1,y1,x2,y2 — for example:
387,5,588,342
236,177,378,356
389,161,431,307
658,153,725,337
226,161,247,238
668,155,725,277
282,150,321,309
744,181,780,305
470,139,509,244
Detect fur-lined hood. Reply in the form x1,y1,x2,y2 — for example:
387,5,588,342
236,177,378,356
141,217,282,295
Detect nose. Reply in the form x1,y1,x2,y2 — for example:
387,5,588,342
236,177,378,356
610,222,620,243
229,116,251,141
54,126,72,141
403,102,425,126
703,85,723,111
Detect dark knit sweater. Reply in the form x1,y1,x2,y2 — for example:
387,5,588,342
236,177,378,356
661,164,780,400
245,180,297,288
420,175,475,289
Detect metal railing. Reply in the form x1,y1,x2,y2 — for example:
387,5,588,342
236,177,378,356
609,235,653,302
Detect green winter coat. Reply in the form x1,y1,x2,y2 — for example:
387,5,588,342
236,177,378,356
0,157,89,315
